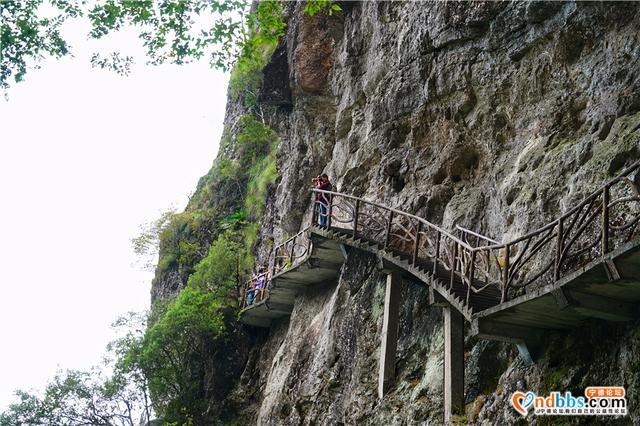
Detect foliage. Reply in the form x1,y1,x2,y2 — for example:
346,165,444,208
0,370,142,426
245,143,278,218
87,0,247,70
236,114,278,165
186,230,253,304
0,313,151,426
221,209,247,230
0,298,232,425
132,207,177,271
156,210,215,277
158,113,279,287
138,287,227,423
0,0,81,91
304,0,342,17
1,0,287,92
90,51,134,75
228,0,286,107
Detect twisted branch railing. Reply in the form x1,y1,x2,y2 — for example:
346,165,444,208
240,228,312,309
242,161,639,313
311,161,640,310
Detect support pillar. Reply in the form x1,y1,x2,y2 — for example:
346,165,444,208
378,268,402,399
443,305,464,423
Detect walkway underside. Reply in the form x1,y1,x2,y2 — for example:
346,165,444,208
240,236,344,327
473,240,640,342
241,226,640,338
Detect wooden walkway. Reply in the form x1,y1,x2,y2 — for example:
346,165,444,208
239,161,639,423
241,161,640,333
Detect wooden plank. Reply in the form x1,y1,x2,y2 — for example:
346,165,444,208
567,290,637,322
473,239,640,320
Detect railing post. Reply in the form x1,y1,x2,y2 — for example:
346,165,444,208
289,236,296,264
385,210,394,248
327,194,333,229
433,230,441,275
353,199,360,238
450,242,458,290
466,250,475,306
555,218,563,280
602,186,609,255
502,244,510,303
412,221,422,265
312,191,317,225
486,249,491,276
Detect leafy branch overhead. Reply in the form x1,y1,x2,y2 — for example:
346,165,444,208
87,0,248,70
1,0,290,91
0,0,81,90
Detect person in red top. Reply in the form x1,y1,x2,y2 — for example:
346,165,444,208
313,174,332,226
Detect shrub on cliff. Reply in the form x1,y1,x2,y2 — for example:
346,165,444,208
138,287,234,424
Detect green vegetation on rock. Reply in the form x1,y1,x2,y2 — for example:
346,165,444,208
137,287,229,423
303,0,342,16
228,0,286,107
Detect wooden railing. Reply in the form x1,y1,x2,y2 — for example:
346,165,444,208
240,272,270,309
456,225,499,248
240,229,312,309
241,161,639,312
311,189,482,307
272,228,312,275
312,161,640,308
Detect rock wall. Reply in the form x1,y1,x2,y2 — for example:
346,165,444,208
227,1,640,424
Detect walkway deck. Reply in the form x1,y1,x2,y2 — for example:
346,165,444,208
239,161,639,423
241,161,640,339
240,234,344,327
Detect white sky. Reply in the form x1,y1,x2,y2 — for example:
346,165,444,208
0,19,228,410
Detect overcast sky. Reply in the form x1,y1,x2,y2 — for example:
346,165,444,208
0,20,228,410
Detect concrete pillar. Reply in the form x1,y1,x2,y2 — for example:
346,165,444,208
443,305,464,423
378,268,402,399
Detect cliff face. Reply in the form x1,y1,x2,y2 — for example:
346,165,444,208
160,1,640,424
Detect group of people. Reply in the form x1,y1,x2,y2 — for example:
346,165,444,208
245,266,270,306
244,172,333,308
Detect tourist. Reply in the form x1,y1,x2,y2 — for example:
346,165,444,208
246,280,255,306
255,267,267,302
313,174,333,226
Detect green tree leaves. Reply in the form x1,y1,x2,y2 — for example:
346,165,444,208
186,231,251,304
0,313,151,426
1,0,293,92
303,0,342,17
88,0,247,70
138,288,230,423
0,0,79,91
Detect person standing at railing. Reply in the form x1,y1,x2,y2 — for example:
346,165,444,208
255,266,269,302
246,280,256,306
313,174,333,227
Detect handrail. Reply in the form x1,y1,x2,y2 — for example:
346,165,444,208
312,188,474,251
274,227,311,256
240,272,270,309
480,160,640,250
242,160,640,313
310,160,640,308
272,227,312,274
456,225,500,246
